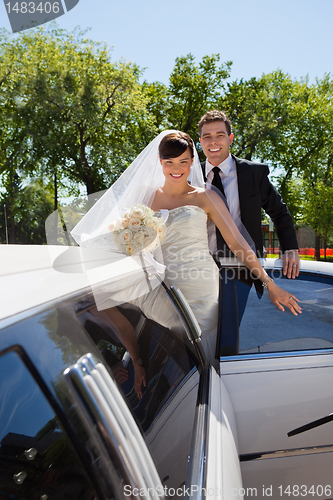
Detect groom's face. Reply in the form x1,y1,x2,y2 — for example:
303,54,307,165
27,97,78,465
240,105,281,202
200,121,233,166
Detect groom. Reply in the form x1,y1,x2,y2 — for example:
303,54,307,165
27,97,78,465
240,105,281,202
198,110,300,355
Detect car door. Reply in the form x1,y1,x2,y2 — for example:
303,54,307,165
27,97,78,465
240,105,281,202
219,263,333,499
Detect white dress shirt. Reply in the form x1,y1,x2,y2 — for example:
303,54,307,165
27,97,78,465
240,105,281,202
205,154,241,254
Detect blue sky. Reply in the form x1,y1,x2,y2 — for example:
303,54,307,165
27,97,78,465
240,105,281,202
1,0,332,85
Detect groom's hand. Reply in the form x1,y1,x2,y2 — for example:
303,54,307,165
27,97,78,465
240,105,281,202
282,250,300,279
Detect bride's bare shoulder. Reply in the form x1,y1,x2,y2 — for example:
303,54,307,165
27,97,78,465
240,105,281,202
193,187,213,201
190,188,211,211
193,187,224,212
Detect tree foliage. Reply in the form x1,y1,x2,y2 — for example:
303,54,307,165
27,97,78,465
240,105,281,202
143,53,232,147
19,25,151,194
0,179,54,244
0,24,154,242
1,26,332,248
220,71,333,255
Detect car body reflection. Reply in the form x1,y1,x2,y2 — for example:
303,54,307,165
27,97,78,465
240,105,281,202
1,246,333,500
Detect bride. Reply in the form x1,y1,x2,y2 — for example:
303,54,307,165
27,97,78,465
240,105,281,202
71,130,301,385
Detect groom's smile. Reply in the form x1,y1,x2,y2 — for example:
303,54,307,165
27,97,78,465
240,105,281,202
200,121,233,166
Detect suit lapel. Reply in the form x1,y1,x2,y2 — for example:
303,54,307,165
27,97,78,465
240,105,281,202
200,161,207,182
234,156,252,221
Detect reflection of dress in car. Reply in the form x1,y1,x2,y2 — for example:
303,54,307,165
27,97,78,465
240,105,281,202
158,205,219,364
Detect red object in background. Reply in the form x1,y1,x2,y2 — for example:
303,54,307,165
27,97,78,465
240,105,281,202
265,247,333,256
299,248,333,256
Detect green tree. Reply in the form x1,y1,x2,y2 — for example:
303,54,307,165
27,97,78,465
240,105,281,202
220,71,294,160
18,25,152,194
0,24,156,242
302,181,333,260
271,75,333,259
0,179,54,244
257,74,333,199
168,54,231,140
143,54,232,147
220,71,333,259
0,29,38,242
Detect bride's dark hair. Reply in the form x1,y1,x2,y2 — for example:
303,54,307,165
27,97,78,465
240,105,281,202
159,132,194,159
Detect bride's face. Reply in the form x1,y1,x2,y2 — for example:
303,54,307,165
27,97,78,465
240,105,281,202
160,148,193,183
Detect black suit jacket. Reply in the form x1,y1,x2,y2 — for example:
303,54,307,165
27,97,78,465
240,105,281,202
201,156,299,258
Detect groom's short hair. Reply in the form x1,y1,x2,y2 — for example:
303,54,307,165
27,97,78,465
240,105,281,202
198,110,232,136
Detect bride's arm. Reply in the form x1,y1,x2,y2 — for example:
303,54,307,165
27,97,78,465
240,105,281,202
202,190,302,316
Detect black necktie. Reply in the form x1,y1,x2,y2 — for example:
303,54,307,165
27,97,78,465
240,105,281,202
212,167,225,197
211,167,229,256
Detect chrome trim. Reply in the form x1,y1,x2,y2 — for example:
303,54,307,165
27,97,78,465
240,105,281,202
64,353,163,500
169,286,202,342
220,348,333,363
162,283,206,367
240,444,333,462
185,366,210,500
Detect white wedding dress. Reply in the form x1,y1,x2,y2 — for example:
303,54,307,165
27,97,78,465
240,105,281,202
157,205,219,363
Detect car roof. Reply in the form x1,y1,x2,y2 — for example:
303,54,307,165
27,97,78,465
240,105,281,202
264,256,333,276
0,245,150,322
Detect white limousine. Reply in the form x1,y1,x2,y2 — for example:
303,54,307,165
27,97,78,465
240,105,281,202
0,244,333,500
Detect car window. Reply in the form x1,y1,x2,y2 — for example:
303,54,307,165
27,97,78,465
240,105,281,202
239,273,333,354
75,283,199,490
0,350,98,500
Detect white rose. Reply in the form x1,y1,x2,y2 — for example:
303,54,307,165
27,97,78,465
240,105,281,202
122,217,130,228
115,218,124,230
133,232,144,245
147,219,157,229
118,229,132,244
128,218,141,230
125,244,135,255
129,207,145,219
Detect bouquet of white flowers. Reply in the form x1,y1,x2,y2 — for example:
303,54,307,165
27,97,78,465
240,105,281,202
108,204,166,256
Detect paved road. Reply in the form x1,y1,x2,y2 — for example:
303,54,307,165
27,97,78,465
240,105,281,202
239,277,333,353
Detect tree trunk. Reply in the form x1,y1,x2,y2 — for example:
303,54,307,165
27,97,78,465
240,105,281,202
9,211,16,244
324,238,327,260
315,234,321,261
79,128,96,195
85,176,96,195
3,204,9,244
54,172,58,212
8,167,16,244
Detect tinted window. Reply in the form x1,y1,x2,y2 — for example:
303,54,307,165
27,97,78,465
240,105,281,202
75,285,199,489
239,274,333,354
0,350,98,500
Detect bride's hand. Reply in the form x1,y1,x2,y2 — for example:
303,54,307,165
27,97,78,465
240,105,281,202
266,281,302,316
133,364,146,399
